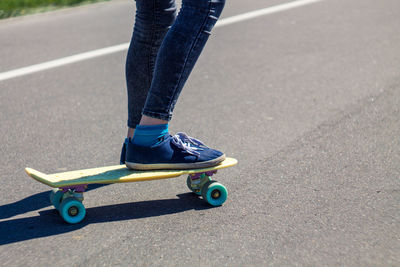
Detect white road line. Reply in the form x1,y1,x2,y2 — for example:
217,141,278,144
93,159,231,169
0,0,324,82
215,0,324,27
0,43,130,82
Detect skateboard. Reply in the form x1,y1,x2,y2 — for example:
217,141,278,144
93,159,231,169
25,157,238,224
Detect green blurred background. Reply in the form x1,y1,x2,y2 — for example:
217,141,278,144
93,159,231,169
0,0,109,19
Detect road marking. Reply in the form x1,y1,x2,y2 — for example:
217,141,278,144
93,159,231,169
0,43,130,82
215,0,324,27
0,0,324,82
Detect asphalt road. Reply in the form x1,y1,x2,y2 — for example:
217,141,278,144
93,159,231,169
1,0,399,265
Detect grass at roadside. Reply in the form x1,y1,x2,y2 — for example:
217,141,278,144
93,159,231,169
0,0,109,19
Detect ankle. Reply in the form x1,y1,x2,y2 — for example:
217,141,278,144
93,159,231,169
139,115,168,126
127,128,135,139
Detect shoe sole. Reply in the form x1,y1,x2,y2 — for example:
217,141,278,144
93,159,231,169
126,154,226,171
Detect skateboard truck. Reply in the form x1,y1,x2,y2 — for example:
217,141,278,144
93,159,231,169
60,184,87,193
59,185,88,202
188,170,218,194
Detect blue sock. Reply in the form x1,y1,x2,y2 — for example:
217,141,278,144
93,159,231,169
132,124,169,147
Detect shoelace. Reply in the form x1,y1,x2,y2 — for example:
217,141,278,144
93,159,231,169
171,132,208,156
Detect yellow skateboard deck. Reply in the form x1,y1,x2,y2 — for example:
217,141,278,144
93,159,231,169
25,158,237,224
25,157,237,188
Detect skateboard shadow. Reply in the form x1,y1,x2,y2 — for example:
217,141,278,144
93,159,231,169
0,192,212,245
0,184,108,220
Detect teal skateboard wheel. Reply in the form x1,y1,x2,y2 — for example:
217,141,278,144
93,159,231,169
201,181,228,206
50,188,64,210
186,175,195,192
59,198,86,224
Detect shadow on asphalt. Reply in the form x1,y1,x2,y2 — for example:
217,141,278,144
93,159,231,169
0,192,212,245
0,184,108,220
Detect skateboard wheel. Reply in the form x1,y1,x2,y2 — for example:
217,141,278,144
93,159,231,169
59,198,86,224
186,175,194,191
201,181,228,206
50,189,64,210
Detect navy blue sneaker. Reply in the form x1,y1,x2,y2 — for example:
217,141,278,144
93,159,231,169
125,133,225,170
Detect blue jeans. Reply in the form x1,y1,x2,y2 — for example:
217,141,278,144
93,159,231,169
126,0,226,128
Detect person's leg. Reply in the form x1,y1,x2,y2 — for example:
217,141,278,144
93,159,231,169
125,0,177,138
125,0,226,170
121,0,176,164
131,0,226,147
140,0,226,123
